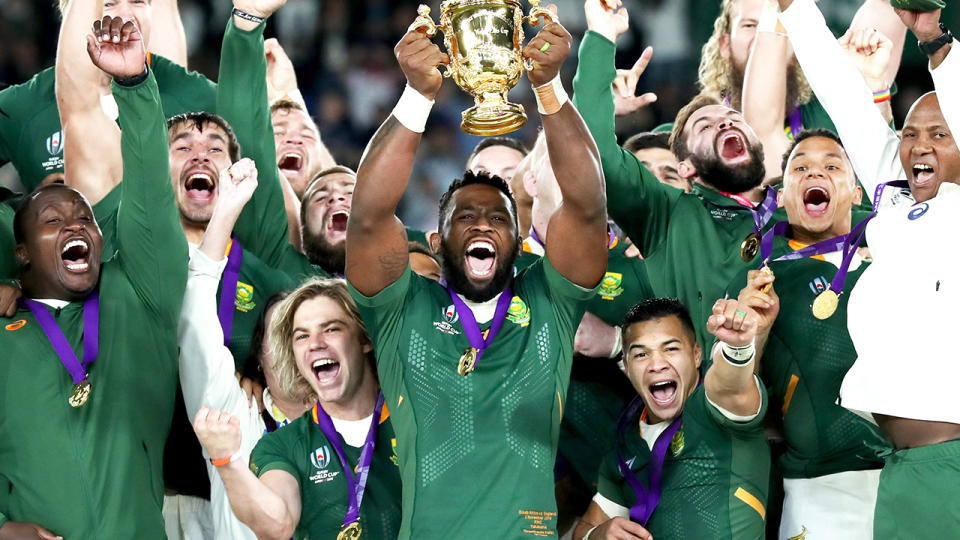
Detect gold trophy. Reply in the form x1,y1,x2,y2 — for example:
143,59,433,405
408,0,556,136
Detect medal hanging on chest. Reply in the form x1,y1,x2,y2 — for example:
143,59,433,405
20,292,100,408
714,187,777,263
444,283,513,377
312,392,385,540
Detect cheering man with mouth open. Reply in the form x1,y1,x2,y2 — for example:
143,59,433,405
345,8,608,539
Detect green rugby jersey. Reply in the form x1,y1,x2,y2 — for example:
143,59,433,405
0,54,215,191
0,188,17,281
585,239,655,327
250,407,402,540
0,71,187,537
573,31,789,356
597,386,770,539
349,257,596,539
725,250,887,479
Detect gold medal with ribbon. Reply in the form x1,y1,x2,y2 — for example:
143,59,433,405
337,520,362,540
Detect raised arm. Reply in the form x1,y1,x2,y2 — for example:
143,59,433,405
850,0,907,86
704,297,764,417
56,0,122,206
741,1,791,184
148,0,188,67
779,0,904,195
573,0,676,255
524,18,607,288
193,408,300,540
345,27,448,295
900,8,958,134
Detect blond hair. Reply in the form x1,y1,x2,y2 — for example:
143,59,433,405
268,277,372,404
697,0,811,107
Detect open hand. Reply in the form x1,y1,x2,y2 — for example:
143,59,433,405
584,0,630,44
193,406,243,462
614,47,658,116
85,16,146,80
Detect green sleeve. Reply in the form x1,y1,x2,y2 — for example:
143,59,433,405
596,449,629,507
0,204,17,280
540,254,598,302
151,54,217,118
348,266,417,380
112,69,189,320
249,429,301,482
216,19,310,276
571,31,680,253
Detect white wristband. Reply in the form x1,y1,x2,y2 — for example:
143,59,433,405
534,74,569,115
582,525,597,540
721,340,756,366
611,325,623,357
392,84,435,133
758,0,780,33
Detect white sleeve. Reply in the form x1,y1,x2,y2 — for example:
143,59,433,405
930,41,960,141
780,0,905,196
592,492,630,520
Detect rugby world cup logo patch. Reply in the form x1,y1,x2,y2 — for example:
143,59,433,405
443,304,459,324
46,130,63,156
310,446,331,469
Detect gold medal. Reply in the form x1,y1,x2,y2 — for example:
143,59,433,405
812,289,839,320
458,347,477,377
759,265,774,294
69,379,92,407
740,232,760,262
337,520,362,540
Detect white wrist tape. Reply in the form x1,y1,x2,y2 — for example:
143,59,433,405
534,75,569,115
582,525,598,540
758,0,780,33
392,84,435,133
611,326,623,357
721,340,756,366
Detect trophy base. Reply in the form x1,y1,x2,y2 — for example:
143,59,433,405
461,101,527,136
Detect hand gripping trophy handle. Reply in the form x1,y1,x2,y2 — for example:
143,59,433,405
522,0,557,71
408,5,451,78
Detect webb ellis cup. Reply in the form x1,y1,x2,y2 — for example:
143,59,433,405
409,0,556,136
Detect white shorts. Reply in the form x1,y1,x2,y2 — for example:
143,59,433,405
779,469,880,540
163,494,214,540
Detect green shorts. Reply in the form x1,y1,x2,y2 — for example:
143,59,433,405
874,438,960,538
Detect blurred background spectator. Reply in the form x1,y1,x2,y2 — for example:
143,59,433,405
1,0,953,228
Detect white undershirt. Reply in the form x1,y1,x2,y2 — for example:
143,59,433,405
332,414,374,448
459,291,504,324
33,298,70,309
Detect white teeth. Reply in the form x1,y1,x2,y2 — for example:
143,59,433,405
914,164,933,172
188,173,211,182
312,359,336,368
65,262,89,271
332,210,349,219
651,381,673,388
62,239,88,254
467,240,495,254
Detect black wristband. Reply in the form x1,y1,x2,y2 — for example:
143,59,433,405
115,64,149,87
232,7,266,24
918,23,953,56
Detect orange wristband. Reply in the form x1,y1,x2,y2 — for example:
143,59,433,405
210,456,232,467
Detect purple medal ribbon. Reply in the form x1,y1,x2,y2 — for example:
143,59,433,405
615,395,682,526
714,187,779,235
787,107,802,140
312,392,385,528
21,292,100,386
444,284,513,373
217,237,243,347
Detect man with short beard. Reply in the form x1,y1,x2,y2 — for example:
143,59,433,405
345,10,607,538
574,0,782,353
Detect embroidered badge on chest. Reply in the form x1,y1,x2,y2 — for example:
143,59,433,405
506,296,531,326
234,281,255,312
599,272,624,300
669,428,685,457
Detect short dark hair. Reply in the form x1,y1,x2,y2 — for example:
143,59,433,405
670,94,722,162
624,132,671,154
437,170,518,232
621,298,697,342
780,128,845,174
466,136,530,168
270,99,306,115
13,183,82,244
167,112,242,162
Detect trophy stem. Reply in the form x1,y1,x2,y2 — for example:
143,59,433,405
461,91,527,136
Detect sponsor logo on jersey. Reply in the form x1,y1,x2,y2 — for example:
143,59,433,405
234,281,256,312
4,319,26,331
310,446,331,469
506,296,531,326
809,276,828,295
598,272,624,300
46,130,63,156
442,304,459,324
908,203,929,221
669,428,685,457
787,526,808,540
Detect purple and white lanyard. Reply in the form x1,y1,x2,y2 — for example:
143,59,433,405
21,291,100,390
217,237,243,347
615,395,683,526
313,392,385,529
443,283,513,373
758,180,910,294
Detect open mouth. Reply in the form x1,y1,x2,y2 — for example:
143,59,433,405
803,186,831,215
327,210,349,235
649,380,678,406
912,163,936,187
464,239,496,279
718,131,747,161
312,358,341,382
61,238,90,273
185,171,216,202
278,152,303,175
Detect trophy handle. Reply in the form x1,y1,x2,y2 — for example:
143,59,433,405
526,0,557,27
408,5,452,78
